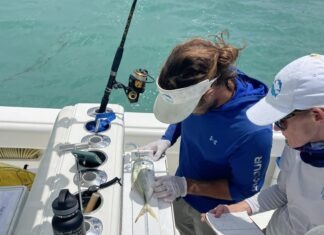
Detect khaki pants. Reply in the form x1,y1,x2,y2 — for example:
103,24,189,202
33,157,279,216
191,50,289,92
173,198,216,235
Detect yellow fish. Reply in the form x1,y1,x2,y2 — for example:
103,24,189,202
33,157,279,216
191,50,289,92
131,158,157,223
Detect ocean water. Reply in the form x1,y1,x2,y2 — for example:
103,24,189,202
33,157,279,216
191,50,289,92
1,0,324,112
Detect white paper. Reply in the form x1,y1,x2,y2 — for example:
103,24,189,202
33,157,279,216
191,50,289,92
206,211,264,235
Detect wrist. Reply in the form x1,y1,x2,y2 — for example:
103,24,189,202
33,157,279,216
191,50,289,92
180,177,187,197
185,178,195,195
161,139,171,146
235,201,252,215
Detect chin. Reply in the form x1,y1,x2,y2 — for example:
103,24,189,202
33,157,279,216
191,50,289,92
192,111,204,115
193,105,214,115
285,139,304,149
192,108,208,115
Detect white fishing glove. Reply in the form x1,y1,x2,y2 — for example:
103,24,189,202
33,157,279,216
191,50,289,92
153,175,187,202
139,139,171,161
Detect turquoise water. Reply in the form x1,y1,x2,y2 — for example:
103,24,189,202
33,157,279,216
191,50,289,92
1,0,324,112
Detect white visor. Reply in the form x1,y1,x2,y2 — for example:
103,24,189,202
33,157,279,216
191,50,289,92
153,78,216,124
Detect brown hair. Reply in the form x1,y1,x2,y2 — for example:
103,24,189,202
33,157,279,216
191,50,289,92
158,33,242,91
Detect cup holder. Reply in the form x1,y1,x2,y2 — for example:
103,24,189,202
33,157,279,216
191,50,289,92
85,120,110,133
78,150,107,168
85,108,116,133
81,134,111,148
75,190,103,214
74,169,108,187
84,216,103,235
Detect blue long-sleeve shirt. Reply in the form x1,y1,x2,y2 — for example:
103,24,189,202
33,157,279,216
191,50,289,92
162,70,273,212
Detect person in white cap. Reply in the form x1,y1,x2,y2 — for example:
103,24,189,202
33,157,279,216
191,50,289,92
207,54,324,235
141,35,273,235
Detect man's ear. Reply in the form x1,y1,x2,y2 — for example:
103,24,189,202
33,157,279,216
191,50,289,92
312,108,324,122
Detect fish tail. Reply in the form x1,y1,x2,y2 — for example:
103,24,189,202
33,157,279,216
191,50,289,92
135,204,147,223
147,204,158,221
134,203,158,223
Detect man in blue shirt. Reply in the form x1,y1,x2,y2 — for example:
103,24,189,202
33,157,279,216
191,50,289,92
143,35,272,235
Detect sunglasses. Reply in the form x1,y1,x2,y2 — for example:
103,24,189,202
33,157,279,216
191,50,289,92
274,110,303,131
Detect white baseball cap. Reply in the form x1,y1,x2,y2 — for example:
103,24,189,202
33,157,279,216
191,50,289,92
153,78,216,124
247,53,324,125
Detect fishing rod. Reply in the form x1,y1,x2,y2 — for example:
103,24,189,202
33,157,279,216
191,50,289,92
98,0,138,113
97,0,154,113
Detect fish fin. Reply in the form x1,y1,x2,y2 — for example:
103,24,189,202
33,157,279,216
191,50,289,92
134,204,158,223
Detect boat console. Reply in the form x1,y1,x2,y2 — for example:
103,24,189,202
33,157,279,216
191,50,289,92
13,103,176,235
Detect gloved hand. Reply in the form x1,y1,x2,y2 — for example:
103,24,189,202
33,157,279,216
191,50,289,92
153,175,187,202
139,139,171,161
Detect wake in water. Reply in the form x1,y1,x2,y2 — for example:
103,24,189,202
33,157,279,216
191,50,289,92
1,33,70,85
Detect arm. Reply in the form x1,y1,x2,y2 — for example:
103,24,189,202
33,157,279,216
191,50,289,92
189,129,272,200
140,123,181,160
208,145,291,218
245,184,287,214
208,200,253,217
187,178,231,200
162,123,181,145
155,129,272,202
245,145,292,213
227,129,272,200
154,176,232,202
207,183,287,218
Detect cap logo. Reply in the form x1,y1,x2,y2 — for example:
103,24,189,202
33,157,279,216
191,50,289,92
161,94,174,103
271,79,282,97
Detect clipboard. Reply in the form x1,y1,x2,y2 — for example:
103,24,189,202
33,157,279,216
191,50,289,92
206,211,264,235
0,186,28,235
